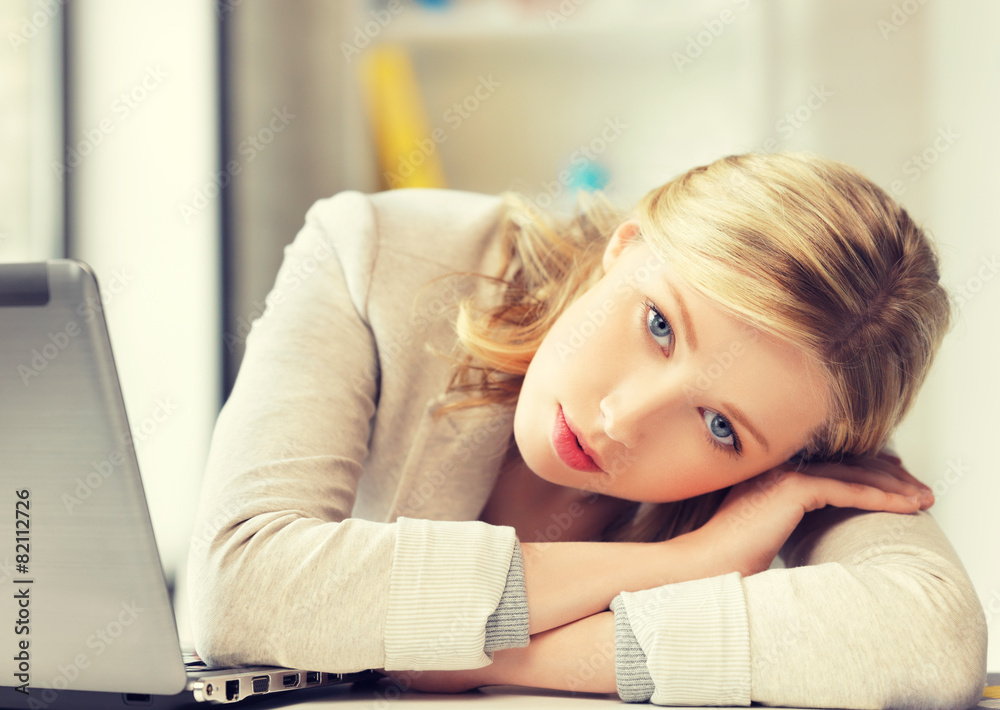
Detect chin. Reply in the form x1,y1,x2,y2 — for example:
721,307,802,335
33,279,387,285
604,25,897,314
513,421,566,487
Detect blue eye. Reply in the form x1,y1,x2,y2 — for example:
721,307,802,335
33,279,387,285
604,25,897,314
702,409,738,451
644,300,674,351
638,298,743,459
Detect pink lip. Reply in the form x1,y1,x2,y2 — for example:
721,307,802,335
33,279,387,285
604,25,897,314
553,405,603,473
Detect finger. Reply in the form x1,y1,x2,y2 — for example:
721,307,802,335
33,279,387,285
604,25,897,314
800,461,933,505
846,454,911,478
859,457,924,487
866,457,932,491
810,477,926,514
877,451,902,466
847,468,927,499
812,455,922,488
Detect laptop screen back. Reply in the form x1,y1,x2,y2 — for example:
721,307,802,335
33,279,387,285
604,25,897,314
0,260,187,696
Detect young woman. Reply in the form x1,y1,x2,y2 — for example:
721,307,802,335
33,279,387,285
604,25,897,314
187,152,987,707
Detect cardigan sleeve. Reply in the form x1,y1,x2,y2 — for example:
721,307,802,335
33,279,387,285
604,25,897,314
612,508,987,708
186,191,527,673
747,507,987,708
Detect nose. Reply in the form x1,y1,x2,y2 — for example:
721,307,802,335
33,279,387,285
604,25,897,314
600,376,685,448
600,396,640,449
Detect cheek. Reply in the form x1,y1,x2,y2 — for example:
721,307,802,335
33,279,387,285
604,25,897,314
631,428,757,501
524,285,631,410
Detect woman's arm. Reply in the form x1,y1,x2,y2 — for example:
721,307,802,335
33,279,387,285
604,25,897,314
393,512,987,708
188,191,526,674
519,452,933,638
384,611,619,695
519,536,717,636
604,459,986,707
394,456,987,708
744,506,987,709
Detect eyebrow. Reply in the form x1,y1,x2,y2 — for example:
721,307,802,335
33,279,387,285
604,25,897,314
666,282,698,352
664,282,771,454
722,402,771,453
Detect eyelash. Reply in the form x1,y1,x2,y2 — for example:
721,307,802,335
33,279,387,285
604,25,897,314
639,298,674,354
636,298,743,458
703,413,743,458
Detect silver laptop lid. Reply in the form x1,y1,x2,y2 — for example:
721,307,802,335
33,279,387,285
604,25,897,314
0,260,187,696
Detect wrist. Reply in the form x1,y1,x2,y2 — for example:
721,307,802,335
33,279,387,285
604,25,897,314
612,572,751,706
652,528,730,585
477,640,524,688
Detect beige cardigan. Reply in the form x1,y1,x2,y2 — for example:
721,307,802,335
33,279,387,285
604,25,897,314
187,188,987,707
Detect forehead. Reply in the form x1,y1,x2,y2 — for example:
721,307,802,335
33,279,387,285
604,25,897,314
718,325,829,456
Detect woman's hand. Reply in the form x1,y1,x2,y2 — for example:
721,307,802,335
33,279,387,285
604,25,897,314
684,451,934,578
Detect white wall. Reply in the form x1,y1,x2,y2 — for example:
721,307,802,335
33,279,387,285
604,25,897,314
68,1,220,591
917,0,1000,671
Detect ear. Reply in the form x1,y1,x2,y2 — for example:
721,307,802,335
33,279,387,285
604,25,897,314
602,219,642,273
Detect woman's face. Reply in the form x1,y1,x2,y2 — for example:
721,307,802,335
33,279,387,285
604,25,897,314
513,219,830,503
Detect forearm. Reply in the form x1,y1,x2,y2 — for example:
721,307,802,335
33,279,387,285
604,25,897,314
485,611,618,695
381,611,619,696
752,509,987,708
521,536,715,635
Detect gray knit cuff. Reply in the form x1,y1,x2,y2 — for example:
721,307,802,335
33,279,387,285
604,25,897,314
611,594,655,703
484,539,529,652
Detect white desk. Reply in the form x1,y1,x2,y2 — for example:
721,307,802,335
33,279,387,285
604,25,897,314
225,680,622,709
225,674,1000,710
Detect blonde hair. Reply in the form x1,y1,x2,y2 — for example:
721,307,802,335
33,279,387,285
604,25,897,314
432,152,951,543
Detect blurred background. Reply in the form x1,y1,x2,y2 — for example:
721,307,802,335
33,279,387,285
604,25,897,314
2,0,998,667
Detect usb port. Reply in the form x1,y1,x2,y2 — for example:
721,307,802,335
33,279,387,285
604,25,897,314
305,671,321,685
282,673,299,688
251,676,270,694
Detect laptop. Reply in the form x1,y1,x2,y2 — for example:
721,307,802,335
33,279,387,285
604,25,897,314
0,260,381,708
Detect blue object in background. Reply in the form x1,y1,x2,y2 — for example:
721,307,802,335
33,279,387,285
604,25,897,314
413,0,450,9
567,160,611,192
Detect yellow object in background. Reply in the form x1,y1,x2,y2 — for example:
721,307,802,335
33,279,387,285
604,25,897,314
984,685,1000,699
359,44,447,190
